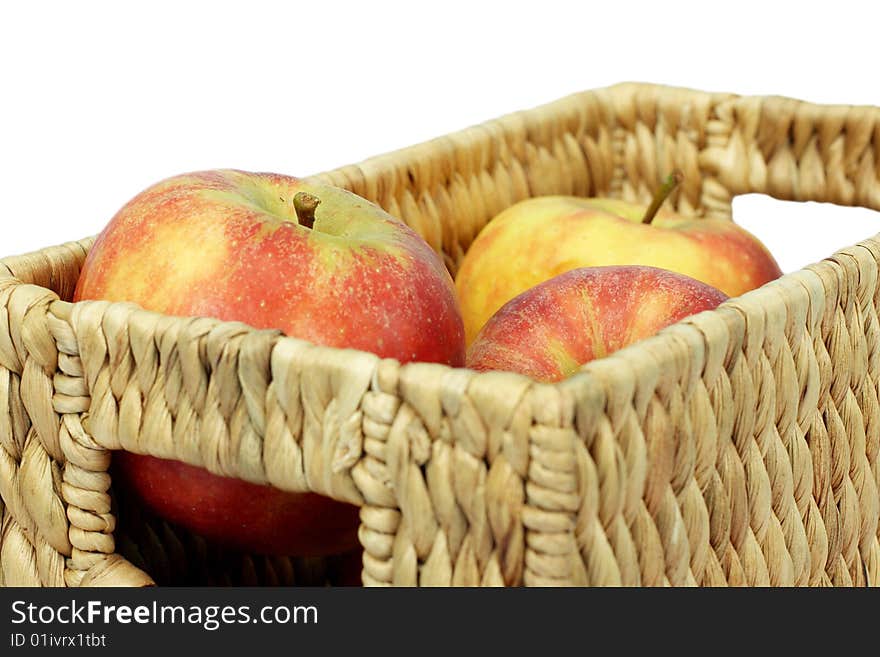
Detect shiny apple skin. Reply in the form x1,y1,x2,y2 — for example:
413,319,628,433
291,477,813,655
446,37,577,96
466,265,728,382
77,169,465,557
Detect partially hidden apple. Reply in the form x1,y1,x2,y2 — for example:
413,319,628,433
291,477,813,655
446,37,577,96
467,265,728,382
75,169,466,557
456,172,781,345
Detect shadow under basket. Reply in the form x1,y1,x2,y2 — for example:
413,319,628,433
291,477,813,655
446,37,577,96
2,82,880,587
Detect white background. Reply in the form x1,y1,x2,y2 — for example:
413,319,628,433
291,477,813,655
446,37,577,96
2,0,878,274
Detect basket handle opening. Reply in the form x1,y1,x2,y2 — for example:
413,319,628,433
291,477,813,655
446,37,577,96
732,193,880,275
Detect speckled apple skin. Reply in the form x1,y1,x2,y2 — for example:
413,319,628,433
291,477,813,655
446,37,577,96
466,265,728,382
75,169,465,557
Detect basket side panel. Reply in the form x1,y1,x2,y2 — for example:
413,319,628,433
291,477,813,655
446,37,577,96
564,323,720,586
807,243,880,584
63,300,381,503
564,237,880,586
355,362,583,586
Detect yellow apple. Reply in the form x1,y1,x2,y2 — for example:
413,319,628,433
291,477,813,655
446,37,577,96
455,172,782,345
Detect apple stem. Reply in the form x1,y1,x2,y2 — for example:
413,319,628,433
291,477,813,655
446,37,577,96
641,170,683,225
293,192,320,229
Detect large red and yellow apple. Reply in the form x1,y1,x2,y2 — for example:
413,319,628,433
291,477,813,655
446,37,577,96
467,265,728,382
75,169,466,557
456,173,781,344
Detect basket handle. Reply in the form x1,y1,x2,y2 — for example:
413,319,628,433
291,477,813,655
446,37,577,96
707,94,880,212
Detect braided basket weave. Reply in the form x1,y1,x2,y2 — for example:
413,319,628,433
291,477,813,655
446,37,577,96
2,82,879,587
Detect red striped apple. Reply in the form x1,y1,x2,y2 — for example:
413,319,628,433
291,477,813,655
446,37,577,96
75,169,466,557
456,172,781,345
467,266,728,382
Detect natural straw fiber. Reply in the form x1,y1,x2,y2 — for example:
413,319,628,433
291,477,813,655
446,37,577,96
1,82,879,587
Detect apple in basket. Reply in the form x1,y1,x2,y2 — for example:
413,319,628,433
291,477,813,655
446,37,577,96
466,265,728,382
75,169,466,557
455,171,782,345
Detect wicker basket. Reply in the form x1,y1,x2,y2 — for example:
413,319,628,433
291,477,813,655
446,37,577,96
1,82,879,587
